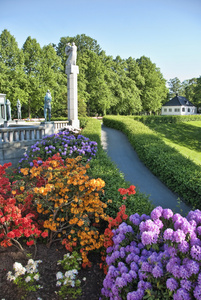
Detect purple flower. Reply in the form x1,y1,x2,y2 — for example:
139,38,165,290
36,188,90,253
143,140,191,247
141,262,152,273
179,266,190,279
185,259,199,275
130,262,139,272
174,229,186,243
178,241,189,253
162,208,174,219
127,290,144,300
115,276,127,288
193,285,201,300
166,278,178,291
151,206,163,220
173,288,191,300
152,265,163,278
129,270,137,279
190,244,201,261
171,265,181,278
141,231,158,245
164,228,174,241
197,226,201,235
180,280,192,291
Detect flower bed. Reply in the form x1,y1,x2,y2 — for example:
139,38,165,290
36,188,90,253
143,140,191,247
18,129,98,168
101,205,201,300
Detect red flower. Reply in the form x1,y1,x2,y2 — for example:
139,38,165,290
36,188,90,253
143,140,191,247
7,231,15,239
27,240,34,246
41,231,48,238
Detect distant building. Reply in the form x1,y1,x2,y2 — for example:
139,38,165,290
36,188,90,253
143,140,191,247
161,94,197,115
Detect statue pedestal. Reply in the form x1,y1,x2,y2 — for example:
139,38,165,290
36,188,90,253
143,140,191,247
66,65,80,129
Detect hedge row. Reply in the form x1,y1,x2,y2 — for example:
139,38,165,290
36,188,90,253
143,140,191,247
81,118,153,218
133,114,201,124
103,115,201,209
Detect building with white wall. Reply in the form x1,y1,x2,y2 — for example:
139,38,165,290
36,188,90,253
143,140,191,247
161,94,197,115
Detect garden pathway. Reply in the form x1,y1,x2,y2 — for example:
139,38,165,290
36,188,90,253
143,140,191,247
101,125,191,216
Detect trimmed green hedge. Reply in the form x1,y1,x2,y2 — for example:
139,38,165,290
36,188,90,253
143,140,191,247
81,118,153,218
103,115,201,209
133,114,201,124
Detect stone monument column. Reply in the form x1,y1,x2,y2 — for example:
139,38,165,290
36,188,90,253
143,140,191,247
65,42,80,128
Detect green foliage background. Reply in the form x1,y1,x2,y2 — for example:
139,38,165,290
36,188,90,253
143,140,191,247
0,29,200,119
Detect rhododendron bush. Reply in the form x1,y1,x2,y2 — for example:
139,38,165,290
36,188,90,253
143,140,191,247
0,163,47,249
101,206,201,300
18,129,98,169
18,154,109,267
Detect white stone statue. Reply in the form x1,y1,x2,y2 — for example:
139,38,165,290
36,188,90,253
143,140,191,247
6,99,11,121
65,42,77,66
65,42,79,129
44,89,52,121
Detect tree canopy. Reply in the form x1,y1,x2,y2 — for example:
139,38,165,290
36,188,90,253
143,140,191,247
0,29,199,118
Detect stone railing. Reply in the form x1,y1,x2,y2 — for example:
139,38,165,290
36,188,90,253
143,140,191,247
0,120,70,167
0,126,45,144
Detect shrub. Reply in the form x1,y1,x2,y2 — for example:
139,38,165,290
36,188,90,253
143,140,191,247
101,205,201,300
0,163,47,250
81,118,153,218
133,115,201,124
103,116,201,209
18,129,97,168
19,154,109,267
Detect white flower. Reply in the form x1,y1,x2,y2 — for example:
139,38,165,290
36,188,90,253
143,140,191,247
83,277,86,281
56,272,63,280
71,281,75,287
7,271,15,281
34,274,40,281
56,281,62,287
13,262,26,276
27,259,34,265
25,276,31,283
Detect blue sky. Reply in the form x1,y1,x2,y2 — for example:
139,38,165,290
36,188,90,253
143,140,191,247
0,0,201,82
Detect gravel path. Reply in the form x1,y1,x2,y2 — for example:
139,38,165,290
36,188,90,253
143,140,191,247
101,125,191,216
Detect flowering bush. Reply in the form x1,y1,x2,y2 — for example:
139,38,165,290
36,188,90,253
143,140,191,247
0,163,47,250
19,154,109,267
100,186,136,275
101,206,201,300
7,259,42,296
56,251,82,299
18,129,97,168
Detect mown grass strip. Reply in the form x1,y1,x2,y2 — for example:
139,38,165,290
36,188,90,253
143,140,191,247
103,115,201,209
145,121,201,166
81,118,153,218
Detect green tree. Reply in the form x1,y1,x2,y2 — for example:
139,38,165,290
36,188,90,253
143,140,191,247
22,36,43,118
137,56,168,114
108,56,142,115
84,50,113,116
40,44,67,118
0,29,27,118
182,78,197,104
193,76,201,111
168,77,183,98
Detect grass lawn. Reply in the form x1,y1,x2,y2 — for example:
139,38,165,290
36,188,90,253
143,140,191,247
146,121,201,166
